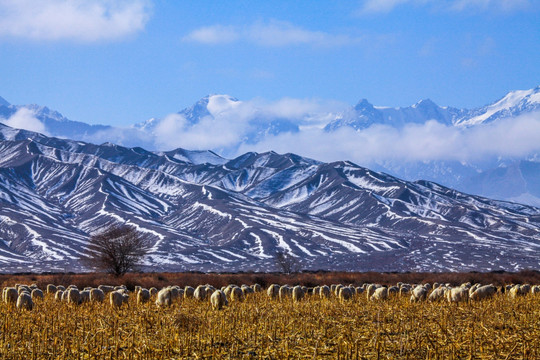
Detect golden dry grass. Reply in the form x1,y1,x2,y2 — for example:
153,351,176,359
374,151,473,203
1,287,540,359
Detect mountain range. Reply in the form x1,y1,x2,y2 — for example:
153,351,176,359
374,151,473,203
1,87,539,207
1,123,540,273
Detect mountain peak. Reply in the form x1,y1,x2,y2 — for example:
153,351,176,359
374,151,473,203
0,96,10,106
413,98,437,108
354,98,374,110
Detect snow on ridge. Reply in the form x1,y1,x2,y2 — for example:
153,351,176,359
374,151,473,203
457,88,540,126
193,202,233,220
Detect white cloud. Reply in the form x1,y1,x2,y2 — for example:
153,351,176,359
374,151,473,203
449,0,532,12
236,112,540,164
149,96,345,151
358,0,533,13
153,112,246,151
360,0,420,13
0,108,48,134
0,0,151,42
182,24,238,44
183,20,364,47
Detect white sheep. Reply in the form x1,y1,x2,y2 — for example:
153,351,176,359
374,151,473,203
184,286,195,299
241,286,255,297
90,288,105,303
445,287,469,303
470,285,497,301
149,287,158,296
18,286,31,295
399,286,410,296
194,285,207,301
16,293,33,310
252,284,262,293
366,284,377,299
54,290,64,301
211,290,228,310
338,287,353,302
66,288,81,305
98,285,114,294
80,290,90,303
428,287,446,302
468,283,481,298
410,286,428,302
46,284,57,294
388,286,399,296
279,285,291,301
224,285,234,298
109,291,124,308
267,284,280,299
292,286,304,302
231,287,244,302
509,284,529,299
370,287,388,301
137,288,151,304
31,289,44,300
531,285,540,294
319,285,331,299
3,287,18,304
156,288,173,307
169,287,180,301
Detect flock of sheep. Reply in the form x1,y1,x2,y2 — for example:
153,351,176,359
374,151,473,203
2,281,539,311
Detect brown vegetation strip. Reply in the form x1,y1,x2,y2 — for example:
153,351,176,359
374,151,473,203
2,270,540,290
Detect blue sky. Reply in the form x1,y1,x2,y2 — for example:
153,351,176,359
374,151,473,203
0,0,539,127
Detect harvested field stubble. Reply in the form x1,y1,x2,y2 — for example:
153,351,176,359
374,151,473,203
1,288,540,359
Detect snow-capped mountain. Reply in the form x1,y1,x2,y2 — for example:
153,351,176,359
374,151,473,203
1,123,540,273
2,87,540,207
325,86,540,131
325,98,463,131
455,86,540,127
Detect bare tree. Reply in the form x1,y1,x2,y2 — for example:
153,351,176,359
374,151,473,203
85,225,151,276
274,250,301,274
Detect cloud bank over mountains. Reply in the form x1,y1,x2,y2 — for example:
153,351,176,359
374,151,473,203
1,93,539,166
0,108,48,134
239,112,540,164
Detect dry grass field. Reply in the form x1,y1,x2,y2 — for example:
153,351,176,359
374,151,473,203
1,273,540,359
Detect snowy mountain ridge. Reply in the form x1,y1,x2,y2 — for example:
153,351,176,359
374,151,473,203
1,123,540,273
